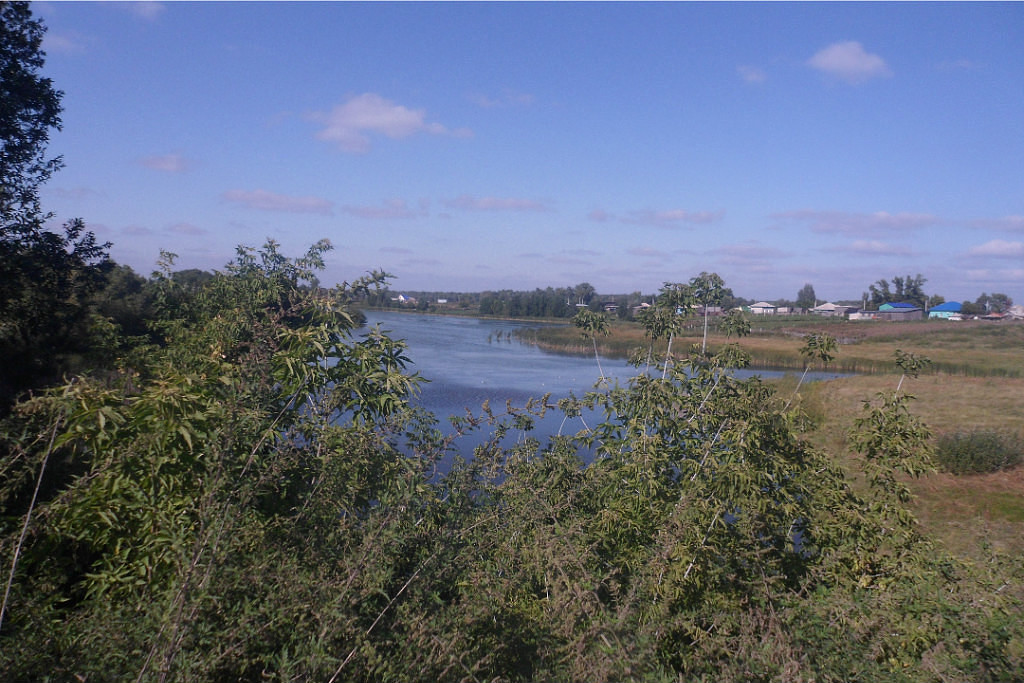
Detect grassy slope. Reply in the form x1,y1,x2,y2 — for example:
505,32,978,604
526,317,1024,557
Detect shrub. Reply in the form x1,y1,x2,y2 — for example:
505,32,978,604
935,429,1023,474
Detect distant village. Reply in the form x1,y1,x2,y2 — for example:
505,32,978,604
379,290,1024,323
703,300,1024,322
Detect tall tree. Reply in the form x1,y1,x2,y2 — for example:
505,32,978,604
0,2,110,411
796,283,816,310
0,1,62,223
689,272,725,355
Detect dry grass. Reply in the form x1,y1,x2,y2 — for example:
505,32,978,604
800,373,1024,557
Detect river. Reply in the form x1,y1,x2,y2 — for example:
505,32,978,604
359,311,841,457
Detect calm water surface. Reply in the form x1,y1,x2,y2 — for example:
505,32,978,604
360,311,839,455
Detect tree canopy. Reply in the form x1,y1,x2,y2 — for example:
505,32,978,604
0,2,110,412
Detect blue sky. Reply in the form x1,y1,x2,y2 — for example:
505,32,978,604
35,1,1024,303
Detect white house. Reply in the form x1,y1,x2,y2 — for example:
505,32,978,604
811,302,853,318
749,301,777,315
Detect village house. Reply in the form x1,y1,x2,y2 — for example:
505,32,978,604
928,301,962,319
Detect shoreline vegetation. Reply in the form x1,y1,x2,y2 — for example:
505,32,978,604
365,307,1024,557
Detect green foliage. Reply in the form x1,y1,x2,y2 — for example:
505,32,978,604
1,3,111,412
573,308,611,380
800,331,838,366
796,282,816,310
869,273,928,309
719,308,750,339
2,246,1022,682
935,429,1023,475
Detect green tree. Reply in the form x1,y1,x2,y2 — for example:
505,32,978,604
977,292,1013,314
0,2,110,411
0,240,429,675
869,274,927,308
572,308,610,381
690,271,725,355
0,1,62,223
796,282,816,310
786,331,838,410
719,307,750,339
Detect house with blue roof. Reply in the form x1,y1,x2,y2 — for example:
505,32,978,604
928,301,962,319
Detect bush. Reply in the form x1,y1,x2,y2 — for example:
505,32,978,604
935,429,1023,474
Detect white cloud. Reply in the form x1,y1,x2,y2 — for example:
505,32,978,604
314,93,471,153
774,210,936,236
807,41,892,84
443,195,552,212
737,65,767,84
222,189,334,215
968,239,1024,258
139,153,192,173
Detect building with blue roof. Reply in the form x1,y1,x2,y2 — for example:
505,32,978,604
928,301,962,319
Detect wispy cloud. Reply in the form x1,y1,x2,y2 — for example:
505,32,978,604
968,239,1024,258
43,31,90,54
52,186,103,201
838,240,913,256
222,189,334,215
139,153,192,173
167,222,205,236
774,210,936,236
469,89,535,108
443,195,553,212
342,198,428,220
711,243,786,270
621,208,724,228
964,268,1024,285
971,215,1024,232
627,247,670,260
737,65,767,84
807,41,892,84
117,2,166,21
313,93,472,154
937,58,980,73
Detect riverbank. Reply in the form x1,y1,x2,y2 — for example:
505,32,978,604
518,316,1024,378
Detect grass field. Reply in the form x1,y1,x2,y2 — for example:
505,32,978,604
522,316,1024,377
524,316,1024,558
